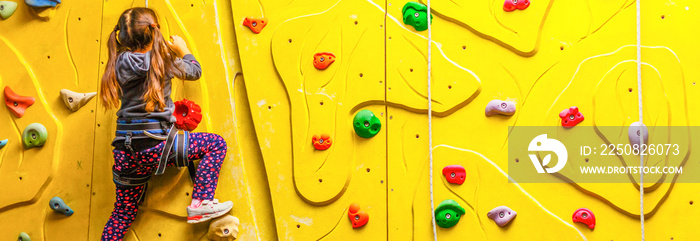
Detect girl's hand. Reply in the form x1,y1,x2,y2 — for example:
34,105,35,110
166,35,191,57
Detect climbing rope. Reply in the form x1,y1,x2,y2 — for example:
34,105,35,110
427,0,438,240
636,0,645,239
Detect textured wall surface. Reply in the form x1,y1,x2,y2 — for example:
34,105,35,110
1,0,699,240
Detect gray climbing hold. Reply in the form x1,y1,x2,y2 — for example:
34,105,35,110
628,121,648,145
18,232,31,241
60,89,96,112
485,99,516,117
0,1,18,20
49,196,73,216
487,206,516,227
25,0,60,8
0,139,7,149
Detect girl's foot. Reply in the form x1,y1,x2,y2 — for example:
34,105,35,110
186,199,233,224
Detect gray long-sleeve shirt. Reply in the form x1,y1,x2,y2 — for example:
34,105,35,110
112,51,202,150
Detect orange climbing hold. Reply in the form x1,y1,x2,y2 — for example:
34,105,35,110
243,17,268,34
4,86,35,118
312,134,332,150
348,203,369,228
313,52,336,70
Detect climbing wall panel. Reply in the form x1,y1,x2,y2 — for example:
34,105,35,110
384,0,661,240
89,0,274,240
0,0,102,240
231,0,389,239
642,0,700,240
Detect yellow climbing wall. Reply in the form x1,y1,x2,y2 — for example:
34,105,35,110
1,0,699,240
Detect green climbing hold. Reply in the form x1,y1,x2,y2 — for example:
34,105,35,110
22,123,47,149
353,110,381,138
402,2,433,31
0,1,18,20
434,199,466,228
18,232,31,241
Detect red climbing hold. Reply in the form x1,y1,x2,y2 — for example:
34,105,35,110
559,106,584,128
313,52,336,70
312,134,332,150
4,86,35,118
348,203,369,228
503,0,530,12
442,165,466,185
243,17,268,34
572,208,596,229
173,99,202,131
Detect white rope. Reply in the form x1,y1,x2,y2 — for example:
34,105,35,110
636,0,645,239
427,0,438,240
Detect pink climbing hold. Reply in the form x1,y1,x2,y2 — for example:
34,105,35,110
572,208,596,229
559,106,584,128
503,0,530,12
442,165,466,185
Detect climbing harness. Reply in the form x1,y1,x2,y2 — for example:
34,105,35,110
112,118,196,191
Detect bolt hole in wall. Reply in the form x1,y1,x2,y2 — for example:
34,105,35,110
288,39,292,43
47,55,51,59
366,168,370,172
515,158,519,163
268,106,272,110
628,88,633,92
690,201,694,205
661,15,665,19
560,46,564,50
354,20,358,25
318,179,323,183
296,224,301,228
462,45,466,50
416,134,419,138
78,17,81,21
158,233,162,237
359,73,364,77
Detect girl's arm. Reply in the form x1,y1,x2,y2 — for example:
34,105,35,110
168,35,202,80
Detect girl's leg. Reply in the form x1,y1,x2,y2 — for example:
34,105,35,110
186,132,227,200
101,184,146,241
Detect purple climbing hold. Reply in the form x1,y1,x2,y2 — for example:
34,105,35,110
25,0,61,8
487,206,517,227
485,99,516,117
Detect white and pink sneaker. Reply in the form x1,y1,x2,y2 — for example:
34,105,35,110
187,199,233,224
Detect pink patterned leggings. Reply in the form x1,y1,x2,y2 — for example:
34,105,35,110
101,132,227,240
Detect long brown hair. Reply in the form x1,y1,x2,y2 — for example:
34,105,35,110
100,8,180,112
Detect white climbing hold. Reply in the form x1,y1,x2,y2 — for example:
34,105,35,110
60,89,96,112
0,1,18,20
628,121,648,145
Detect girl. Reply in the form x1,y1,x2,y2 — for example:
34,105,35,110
99,8,233,241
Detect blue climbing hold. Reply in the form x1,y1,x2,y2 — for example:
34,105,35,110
25,0,61,8
49,197,74,216
0,139,7,149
